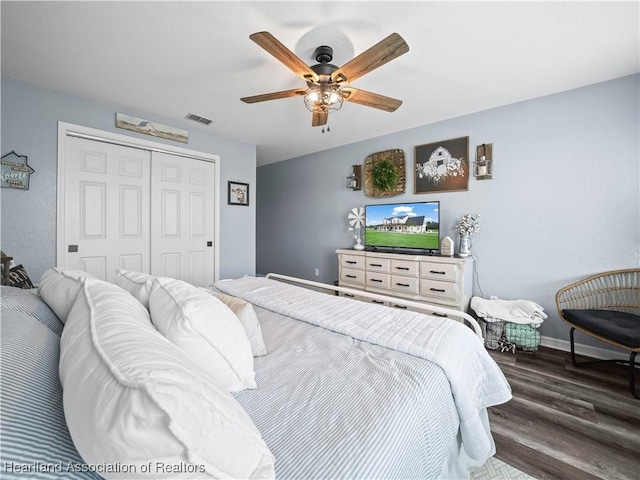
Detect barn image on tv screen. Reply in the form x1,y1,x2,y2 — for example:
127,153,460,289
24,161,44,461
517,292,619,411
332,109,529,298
365,202,440,251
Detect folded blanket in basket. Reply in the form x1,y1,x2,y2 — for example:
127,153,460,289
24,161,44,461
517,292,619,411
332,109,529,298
505,323,541,350
471,297,547,327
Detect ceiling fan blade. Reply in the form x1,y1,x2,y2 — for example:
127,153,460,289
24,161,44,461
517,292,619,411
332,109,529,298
332,33,409,84
241,88,307,104
312,109,328,127
341,87,402,112
250,31,319,83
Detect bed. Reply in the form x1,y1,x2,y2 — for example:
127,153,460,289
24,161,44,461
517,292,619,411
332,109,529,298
0,271,511,480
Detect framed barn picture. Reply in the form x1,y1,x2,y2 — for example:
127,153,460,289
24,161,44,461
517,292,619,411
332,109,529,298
228,181,249,206
414,136,469,194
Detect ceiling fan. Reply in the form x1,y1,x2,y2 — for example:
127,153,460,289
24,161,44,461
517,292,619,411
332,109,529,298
240,31,409,128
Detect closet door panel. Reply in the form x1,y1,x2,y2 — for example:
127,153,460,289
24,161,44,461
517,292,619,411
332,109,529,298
62,137,151,282
151,152,215,286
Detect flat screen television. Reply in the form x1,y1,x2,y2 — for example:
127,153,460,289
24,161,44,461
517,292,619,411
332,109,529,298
364,201,440,254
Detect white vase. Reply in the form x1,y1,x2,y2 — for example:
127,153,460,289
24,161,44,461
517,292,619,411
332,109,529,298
458,234,471,257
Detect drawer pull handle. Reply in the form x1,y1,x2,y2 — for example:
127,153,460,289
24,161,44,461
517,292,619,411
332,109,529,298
344,293,355,298
369,263,383,267
394,304,408,309
432,312,448,318
371,278,383,283
430,270,446,275
396,266,410,271
372,300,384,304
346,274,357,279
346,260,357,265
430,287,446,293
396,282,410,287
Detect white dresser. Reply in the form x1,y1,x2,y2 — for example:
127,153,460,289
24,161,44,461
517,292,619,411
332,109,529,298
336,249,474,319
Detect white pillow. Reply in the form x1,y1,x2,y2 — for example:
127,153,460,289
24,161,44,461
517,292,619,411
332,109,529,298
114,269,155,309
205,290,267,357
149,277,256,392
38,268,96,323
60,278,274,480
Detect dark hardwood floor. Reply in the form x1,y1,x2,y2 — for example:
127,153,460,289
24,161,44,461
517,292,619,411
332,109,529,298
488,347,640,480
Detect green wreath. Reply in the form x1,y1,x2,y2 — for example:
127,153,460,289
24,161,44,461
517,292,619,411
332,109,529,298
372,159,398,191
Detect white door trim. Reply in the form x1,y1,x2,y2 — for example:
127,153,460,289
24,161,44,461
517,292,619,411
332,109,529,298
57,121,221,282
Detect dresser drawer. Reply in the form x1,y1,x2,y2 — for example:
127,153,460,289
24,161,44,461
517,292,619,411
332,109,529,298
365,272,390,289
388,301,450,316
420,262,460,283
391,259,419,276
365,257,390,273
339,291,367,302
390,275,420,295
341,254,365,270
420,279,460,303
368,298,389,307
340,268,365,286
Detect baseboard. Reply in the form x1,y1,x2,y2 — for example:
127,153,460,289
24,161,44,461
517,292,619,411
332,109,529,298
540,336,630,361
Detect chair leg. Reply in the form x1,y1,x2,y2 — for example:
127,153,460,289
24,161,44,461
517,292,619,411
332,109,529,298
570,327,578,366
630,352,638,399
569,327,638,399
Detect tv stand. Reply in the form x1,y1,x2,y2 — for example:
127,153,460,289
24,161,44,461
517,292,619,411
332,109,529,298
336,249,474,319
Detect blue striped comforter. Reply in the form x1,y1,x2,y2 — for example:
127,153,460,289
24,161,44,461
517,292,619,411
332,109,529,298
233,307,460,479
1,287,103,479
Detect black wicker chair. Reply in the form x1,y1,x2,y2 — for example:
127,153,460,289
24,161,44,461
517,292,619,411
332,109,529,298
556,269,640,398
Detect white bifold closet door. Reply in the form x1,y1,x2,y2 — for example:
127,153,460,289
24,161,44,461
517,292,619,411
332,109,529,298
62,136,215,286
150,151,214,286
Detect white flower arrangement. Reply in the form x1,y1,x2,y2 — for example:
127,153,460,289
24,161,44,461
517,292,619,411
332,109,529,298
454,213,480,236
416,157,465,183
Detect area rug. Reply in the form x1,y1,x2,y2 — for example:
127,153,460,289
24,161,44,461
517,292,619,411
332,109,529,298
471,457,537,479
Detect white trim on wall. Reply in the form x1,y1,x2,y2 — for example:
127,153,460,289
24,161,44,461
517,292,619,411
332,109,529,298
541,335,631,362
56,121,221,282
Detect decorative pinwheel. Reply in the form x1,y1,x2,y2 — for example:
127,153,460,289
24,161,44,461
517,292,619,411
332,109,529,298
348,207,365,229
347,207,365,250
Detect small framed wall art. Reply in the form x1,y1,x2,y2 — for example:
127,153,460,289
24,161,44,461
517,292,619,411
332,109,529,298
414,136,469,194
228,181,250,206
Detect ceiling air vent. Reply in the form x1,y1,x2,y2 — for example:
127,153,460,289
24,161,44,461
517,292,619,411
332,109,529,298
185,113,213,125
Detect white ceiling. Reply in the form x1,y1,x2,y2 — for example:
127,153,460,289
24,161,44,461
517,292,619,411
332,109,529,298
2,1,638,166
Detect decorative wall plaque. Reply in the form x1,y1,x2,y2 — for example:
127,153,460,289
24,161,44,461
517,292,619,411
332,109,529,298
1,151,35,190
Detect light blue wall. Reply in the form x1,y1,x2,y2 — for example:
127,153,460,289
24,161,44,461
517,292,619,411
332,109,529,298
257,74,640,347
0,76,257,281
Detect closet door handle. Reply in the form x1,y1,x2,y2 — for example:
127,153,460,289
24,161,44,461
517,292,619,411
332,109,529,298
207,241,213,247
68,245,78,253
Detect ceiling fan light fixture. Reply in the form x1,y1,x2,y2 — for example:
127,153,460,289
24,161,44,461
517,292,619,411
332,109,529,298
303,84,344,112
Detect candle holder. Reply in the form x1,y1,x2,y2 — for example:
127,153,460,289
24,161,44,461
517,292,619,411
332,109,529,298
473,143,493,180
